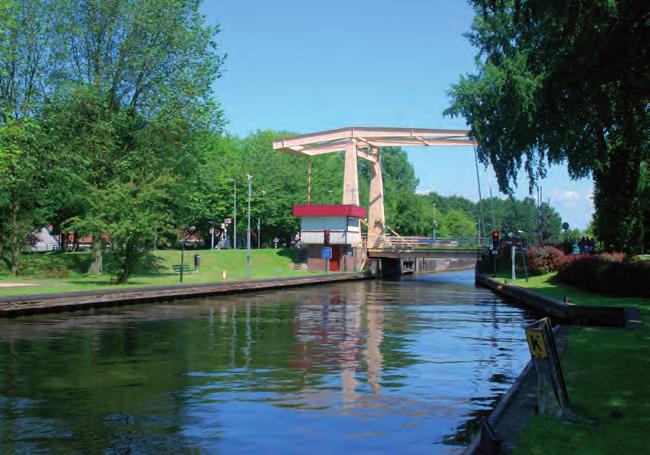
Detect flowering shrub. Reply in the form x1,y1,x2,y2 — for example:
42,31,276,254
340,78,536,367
525,246,566,275
598,252,627,263
554,253,588,270
557,256,650,297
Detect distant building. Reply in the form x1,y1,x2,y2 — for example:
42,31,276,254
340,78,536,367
27,226,60,252
63,233,97,251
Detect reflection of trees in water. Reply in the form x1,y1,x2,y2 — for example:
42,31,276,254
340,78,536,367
0,319,198,452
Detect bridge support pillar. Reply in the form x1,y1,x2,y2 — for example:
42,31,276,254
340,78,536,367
343,139,359,205
367,147,387,248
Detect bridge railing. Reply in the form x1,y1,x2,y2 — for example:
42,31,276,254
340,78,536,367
365,235,490,250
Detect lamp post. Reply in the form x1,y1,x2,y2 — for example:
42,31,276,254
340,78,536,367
180,225,195,283
254,190,266,249
208,221,216,250
432,202,437,242
246,174,252,278
227,179,237,249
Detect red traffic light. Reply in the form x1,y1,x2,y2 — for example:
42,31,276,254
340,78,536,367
324,230,331,245
491,230,500,249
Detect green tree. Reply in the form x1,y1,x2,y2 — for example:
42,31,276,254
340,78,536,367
0,121,51,273
239,131,306,245
446,0,649,253
0,0,59,273
45,0,225,279
99,179,174,283
438,209,477,238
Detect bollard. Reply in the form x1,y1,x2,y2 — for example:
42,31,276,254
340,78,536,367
222,270,227,279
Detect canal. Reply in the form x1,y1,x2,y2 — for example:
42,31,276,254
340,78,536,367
0,269,536,453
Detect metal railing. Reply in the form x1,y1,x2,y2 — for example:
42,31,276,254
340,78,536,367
364,235,490,250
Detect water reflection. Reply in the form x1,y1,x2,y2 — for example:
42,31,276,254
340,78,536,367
0,269,535,453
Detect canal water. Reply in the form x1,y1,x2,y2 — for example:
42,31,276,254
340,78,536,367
0,269,536,454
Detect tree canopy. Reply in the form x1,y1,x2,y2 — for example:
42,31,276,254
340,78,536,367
0,0,225,281
446,0,649,253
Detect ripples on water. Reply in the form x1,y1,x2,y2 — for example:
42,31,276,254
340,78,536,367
0,269,536,453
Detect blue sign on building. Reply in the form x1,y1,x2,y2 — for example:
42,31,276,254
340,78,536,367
320,247,332,260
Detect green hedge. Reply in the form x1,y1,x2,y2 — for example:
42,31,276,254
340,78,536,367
557,256,650,297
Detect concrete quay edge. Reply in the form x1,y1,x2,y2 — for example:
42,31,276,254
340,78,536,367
0,272,370,318
475,274,641,328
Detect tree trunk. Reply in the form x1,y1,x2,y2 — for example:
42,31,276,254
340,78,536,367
87,235,103,274
117,241,134,284
9,194,20,275
593,115,645,253
642,162,650,254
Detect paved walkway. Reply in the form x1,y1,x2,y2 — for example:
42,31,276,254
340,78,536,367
0,281,39,288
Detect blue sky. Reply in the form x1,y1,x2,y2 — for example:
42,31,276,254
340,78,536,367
202,0,594,229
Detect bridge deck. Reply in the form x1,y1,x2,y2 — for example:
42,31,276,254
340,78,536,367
367,248,479,259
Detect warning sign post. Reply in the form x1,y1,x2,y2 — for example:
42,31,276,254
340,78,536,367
525,317,570,417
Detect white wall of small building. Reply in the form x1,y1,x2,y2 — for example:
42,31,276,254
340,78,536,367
300,216,361,245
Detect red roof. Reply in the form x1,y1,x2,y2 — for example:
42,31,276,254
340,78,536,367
292,204,366,218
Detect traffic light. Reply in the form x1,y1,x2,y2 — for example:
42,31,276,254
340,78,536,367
492,230,500,249
324,230,330,246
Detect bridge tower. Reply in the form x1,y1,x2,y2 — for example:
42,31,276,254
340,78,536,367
273,127,477,250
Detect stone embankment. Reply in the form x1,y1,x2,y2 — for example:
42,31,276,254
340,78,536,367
475,274,642,328
0,273,368,318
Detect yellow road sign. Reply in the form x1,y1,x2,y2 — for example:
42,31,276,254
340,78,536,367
526,329,548,358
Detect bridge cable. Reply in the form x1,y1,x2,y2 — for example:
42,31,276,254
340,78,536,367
473,145,486,244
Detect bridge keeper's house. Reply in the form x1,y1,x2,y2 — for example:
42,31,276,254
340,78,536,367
293,204,366,272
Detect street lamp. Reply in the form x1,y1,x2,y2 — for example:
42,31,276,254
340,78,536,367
180,225,195,283
246,174,252,278
227,179,237,249
207,221,216,250
255,190,266,249
432,202,437,242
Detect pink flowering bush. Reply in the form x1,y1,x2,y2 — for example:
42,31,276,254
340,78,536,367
525,246,566,275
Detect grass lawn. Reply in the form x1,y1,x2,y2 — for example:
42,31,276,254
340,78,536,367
504,273,650,454
0,249,316,297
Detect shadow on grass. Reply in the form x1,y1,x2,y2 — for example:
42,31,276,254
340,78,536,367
101,251,168,279
2,251,93,277
275,248,304,261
